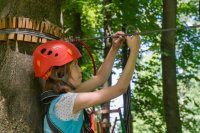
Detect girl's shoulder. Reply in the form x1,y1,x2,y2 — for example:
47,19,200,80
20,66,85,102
54,92,81,120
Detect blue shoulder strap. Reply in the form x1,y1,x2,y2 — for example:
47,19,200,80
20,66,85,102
40,90,62,132
46,111,63,133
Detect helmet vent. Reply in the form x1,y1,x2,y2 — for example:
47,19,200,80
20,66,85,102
55,53,58,57
47,50,53,55
41,48,46,54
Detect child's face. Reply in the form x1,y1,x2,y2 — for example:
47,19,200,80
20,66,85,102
68,60,82,87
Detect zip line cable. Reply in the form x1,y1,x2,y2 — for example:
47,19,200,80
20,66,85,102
0,24,199,41
79,24,200,41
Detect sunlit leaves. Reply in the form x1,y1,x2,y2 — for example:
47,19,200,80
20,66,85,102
62,0,200,132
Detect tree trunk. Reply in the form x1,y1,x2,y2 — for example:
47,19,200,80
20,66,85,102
161,0,182,132
122,39,133,133
101,0,112,132
0,0,63,132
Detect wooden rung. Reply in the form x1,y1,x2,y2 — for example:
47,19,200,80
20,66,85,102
32,36,38,43
8,17,12,28
8,17,17,40
17,34,24,41
25,18,30,29
38,38,47,44
36,21,40,31
28,19,34,42
49,25,55,35
43,22,50,33
8,17,17,28
32,19,36,30
24,18,31,42
22,17,26,28
0,18,7,29
17,17,25,41
8,33,16,40
28,19,33,29
31,20,39,43
18,17,23,28
13,17,17,28
40,21,45,32
41,38,47,43
0,35,7,40
54,27,62,37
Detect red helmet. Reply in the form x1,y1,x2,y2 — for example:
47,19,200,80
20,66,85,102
33,40,81,79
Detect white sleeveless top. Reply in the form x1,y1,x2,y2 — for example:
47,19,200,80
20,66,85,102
54,92,81,120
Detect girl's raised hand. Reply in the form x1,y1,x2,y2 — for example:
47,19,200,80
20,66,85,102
126,35,140,50
112,31,125,49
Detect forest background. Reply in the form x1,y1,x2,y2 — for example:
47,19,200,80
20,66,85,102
0,0,199,133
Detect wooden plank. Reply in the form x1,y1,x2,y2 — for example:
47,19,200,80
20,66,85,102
49,25,55,35
1,18,7,28
41,38,47,43
9,17,12,29
0,19,2,29
36,20,40,31
0,34,7,41
8,17,17,40
22,17,26,28
13,17,17,28
31,19,38,43
28,19,34,43
24,18,31,42
38,21,45,43
17,17,24,41
38,37,47,43
18,17,23,28
32,20,40,43
28,19,33,29
54,27,62,37
40,21,45,32
43,22,50,33
0,18,8,40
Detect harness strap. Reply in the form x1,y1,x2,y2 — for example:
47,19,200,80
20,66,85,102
46,112,63,133
46,113,61,133
41,90,94,133
40,90,59,104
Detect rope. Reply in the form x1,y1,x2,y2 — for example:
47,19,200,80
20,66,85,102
79,24,200,41
0,25,199,41
72,41,97,76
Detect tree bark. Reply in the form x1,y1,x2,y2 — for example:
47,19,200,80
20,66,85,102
101,0,112,132
161,0,182,132
122,39,133,133
0,0,63,132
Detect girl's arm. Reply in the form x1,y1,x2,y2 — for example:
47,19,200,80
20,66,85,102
76,31,125,92
74,35,140,113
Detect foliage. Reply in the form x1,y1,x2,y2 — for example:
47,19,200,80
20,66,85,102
62,0,200,132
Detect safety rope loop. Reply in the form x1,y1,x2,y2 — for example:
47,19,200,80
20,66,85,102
125,25,137,36
71,40,97,76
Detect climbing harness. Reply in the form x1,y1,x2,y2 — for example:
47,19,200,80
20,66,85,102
40,90,59,105
40,90,94,133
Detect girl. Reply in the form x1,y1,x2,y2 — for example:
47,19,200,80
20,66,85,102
33,31,140,133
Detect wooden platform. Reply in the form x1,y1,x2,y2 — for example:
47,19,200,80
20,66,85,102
0,17,63,43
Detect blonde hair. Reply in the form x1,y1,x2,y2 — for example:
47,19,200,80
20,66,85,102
43,62,75,93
